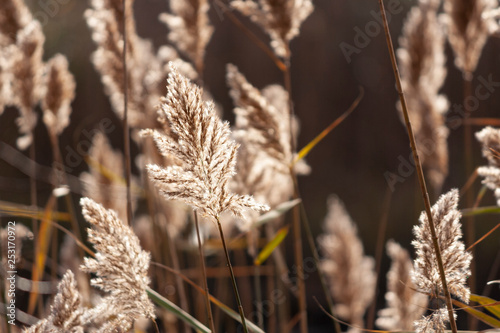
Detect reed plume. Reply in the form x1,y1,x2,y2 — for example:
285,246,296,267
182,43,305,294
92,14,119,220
41,54,75,139
79,132,132,221
397,0,449,194
85,0,195,130
476,126,500,205
1,223,32,268
79,197,155,332
143,65,268,221
318,195,376,332
7,21,44,150
412,189,472,333
25,270,84,333
230,0,314,58
442,0,496,77
0,0,44,149
376,240,428,331
159,0,213,74
227,64,309,209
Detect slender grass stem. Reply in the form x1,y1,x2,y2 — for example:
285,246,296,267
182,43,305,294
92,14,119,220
463,77,477,331
283,44,308,333
195,211,216,333
216,216,248,333
376,0,458,331
290,171,340,333
212,0,287,71
366,188,392,329
122,0,133,226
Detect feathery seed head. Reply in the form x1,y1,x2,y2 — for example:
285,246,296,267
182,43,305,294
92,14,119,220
80,197,155,331
411,189,471,332
318,195,376,328
144,64,269,222
231,0,314,58
376,240,428,331
41,54,75,137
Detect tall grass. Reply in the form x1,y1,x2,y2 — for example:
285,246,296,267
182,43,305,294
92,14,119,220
1,0,500,332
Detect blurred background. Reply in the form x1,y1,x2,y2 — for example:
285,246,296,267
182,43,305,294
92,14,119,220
1,0,499,331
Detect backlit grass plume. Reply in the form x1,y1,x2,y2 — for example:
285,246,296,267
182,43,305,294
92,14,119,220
318,195,376,332
397,0,449,195
25,270,84,333
41,54,75,139
227,64,309,208
159,0,213,74
230,0,314,58
442,0,496,77
476,126,500,205
80,132,131,221
80,197,155,332
376,240,428,331
143,64,268,221
412,189,472,332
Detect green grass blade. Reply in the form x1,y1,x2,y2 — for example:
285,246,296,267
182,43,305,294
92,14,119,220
254,226,289,266
147,287,211,333
470,294,500,319
461,206,500,216
209,296,265,333
452,299,500,328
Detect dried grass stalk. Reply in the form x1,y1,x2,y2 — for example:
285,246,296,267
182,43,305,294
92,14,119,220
412,189,472,333
376,240,428,331
25,270,84,333
143,64,268,221
318,195,376,332
397,2,449,194
476,126,500,205
442,0,496,76
230,0,314,58
41,54,75,138
79,197,155,332
159,0,213,73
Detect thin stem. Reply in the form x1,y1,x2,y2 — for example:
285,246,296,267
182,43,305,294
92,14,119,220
195,211,216,333
212,0,287,71
283,44,307,333
253,264,264,328
290,172,340,333
216,216,248,333
366,188,392,329
463,77,477,332
122,0,133,226
376,1,458,332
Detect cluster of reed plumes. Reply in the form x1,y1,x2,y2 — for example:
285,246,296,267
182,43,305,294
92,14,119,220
1,0,500,332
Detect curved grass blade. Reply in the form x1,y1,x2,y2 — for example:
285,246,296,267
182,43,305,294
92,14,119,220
292,87,363,165
254,226,289,266
254,199,301,228
470,294,500,319
147,287,211,333
462,206,500,216
452,299,500,328
0,200,71,222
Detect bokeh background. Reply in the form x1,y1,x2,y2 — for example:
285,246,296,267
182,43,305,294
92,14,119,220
1,0,500,331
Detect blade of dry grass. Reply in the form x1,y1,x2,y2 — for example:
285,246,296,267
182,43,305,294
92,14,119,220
293,87,364,165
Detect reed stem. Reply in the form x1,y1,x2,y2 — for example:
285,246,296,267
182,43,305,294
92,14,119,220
195,211,216,333
216,216,248,333
376,0,458,331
